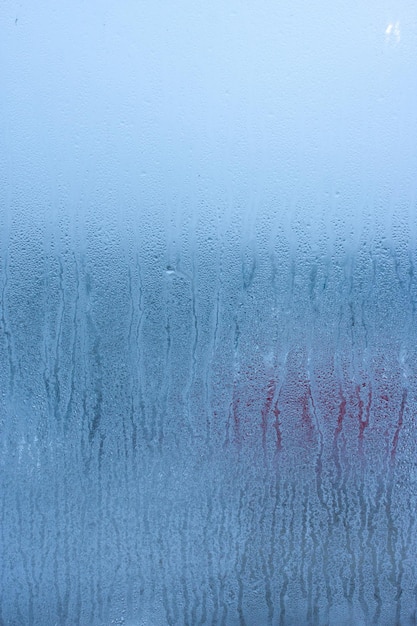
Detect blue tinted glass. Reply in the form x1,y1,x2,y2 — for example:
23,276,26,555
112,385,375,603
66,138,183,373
1,1,417,624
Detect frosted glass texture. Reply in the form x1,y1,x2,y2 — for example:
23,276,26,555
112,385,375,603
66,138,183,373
1,1,417,624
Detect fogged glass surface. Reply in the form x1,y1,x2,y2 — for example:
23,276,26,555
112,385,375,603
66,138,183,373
1,1,417,624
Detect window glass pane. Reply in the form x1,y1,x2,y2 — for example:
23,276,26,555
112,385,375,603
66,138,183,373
1,1,417,624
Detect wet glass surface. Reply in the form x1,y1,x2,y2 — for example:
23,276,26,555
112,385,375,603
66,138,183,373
1,1,417,624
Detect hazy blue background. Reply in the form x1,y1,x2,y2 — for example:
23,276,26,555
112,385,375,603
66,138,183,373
2,0,417,240
1,1,417,624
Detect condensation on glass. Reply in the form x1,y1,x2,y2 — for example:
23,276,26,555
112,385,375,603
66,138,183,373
1,1,417,624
